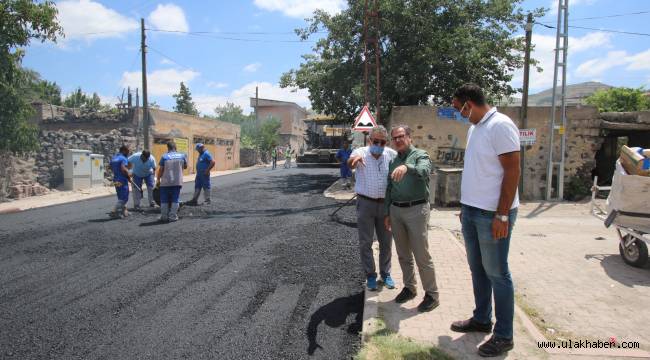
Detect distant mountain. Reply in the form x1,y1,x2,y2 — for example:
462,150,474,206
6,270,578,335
505,81,613,106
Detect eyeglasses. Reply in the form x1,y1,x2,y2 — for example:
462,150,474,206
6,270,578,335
391,134,406,141
372,139,387,146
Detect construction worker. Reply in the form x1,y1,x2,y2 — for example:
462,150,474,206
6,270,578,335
128,150,156,209
156,141,187,222
186,143,215,206
109,145,131,218
284,144,293,169
271,145,278,170
336,140,353,188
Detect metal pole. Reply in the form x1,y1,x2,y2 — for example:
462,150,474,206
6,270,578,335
141,18,150,150
558,0,569,199
373,0,381,124
545,0,563,200
363,0,369,106
255,85,259,123
520,13,533,198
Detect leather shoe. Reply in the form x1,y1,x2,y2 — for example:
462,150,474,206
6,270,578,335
450,318,493,333
394,288,416,303
417,295,439,312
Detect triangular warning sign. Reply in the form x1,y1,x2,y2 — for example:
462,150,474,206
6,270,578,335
352,106,377,131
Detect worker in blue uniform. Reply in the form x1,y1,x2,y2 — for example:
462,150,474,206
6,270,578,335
109,145,131,218
186,143,216,206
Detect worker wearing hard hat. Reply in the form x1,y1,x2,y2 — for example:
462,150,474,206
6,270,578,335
186,143,216,206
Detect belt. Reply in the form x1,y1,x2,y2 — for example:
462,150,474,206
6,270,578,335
391,199,427,207
358,194,384,203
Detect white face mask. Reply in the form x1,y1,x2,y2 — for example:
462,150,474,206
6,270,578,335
459,102,473,122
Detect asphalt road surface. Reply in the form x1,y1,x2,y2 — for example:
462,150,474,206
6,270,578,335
0,167,364,359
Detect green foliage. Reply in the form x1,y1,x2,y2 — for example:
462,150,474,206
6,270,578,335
211,102,280,151
1,0,62,154
173,82,198,115
62,87,107,111
214,101,249,124
281,0,544,122
21,68,62,105
564,176,592,201
585,87,650,112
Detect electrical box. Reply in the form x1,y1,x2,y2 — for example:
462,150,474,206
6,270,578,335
90,154,105,187
63,149,92,190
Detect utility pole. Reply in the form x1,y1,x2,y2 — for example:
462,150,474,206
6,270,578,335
545,0,569,200
141,18,150,150
362,0,381,123
255,85,259,123
520,13,533,198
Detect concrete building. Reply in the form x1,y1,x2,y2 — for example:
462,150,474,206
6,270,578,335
250,98,308,151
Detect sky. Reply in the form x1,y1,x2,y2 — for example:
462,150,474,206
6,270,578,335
22,0,650,115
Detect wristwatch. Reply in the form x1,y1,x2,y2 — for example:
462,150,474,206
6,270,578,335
495,214,508,222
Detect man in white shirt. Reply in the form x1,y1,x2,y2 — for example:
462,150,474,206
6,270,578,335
450,84,521,357
348,125,397,291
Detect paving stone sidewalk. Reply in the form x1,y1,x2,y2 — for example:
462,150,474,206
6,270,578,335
362,203,650,359
363,226,544,360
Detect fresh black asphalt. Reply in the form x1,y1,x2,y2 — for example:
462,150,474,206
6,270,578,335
0,167,364,359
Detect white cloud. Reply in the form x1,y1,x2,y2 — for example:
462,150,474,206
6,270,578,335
575,51,628,78
119,68,200,96
194,82,310,115
160,58,174,65
511,32,611,91
626,49,650,71
573,48,650,78
56,0,138,41
147,4,189,32
243,63,261,73
207,81,229,89
253,0,345,18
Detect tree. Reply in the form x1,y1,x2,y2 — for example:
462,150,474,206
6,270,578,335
214,101,250,124
63,87,88,108
173,82,198,115
1,0,62,199
1,0,61,154
258,118,281,151
586,87,650,113
21,68,62,105
280,0,543,122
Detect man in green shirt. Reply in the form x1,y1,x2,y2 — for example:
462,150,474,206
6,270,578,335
384,125,439,312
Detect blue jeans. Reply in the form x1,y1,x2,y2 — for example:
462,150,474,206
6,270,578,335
461,204,517,339
133,174,154,189
195,172,211,190
160,186,182,204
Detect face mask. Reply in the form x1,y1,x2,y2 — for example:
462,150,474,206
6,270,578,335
369,145,384,155
457,102,473,123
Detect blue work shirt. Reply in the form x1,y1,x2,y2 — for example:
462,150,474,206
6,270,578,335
336,148,352,169
128,152,156,178
196,150,214,173
110,153,129,183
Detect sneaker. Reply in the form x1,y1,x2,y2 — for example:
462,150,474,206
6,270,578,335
478,336,514,357
450,318,493,333
381,274,395,289
394,288,416,303
417,294,439,312
149,202,157,208
366,275,377,291
133,205,142,211
108,211,120,219
204,199,211,205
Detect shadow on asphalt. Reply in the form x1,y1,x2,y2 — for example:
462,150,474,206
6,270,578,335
307,291,364,355
87,218,119,223
585,253,650,287
139,220,170,227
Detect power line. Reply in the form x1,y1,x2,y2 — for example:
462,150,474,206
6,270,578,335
146,29,317,43
535,22,650,37
147,46,194,70
540,10,650,23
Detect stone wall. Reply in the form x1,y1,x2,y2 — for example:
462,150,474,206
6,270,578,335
36,128,139,188
389,105,603,200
